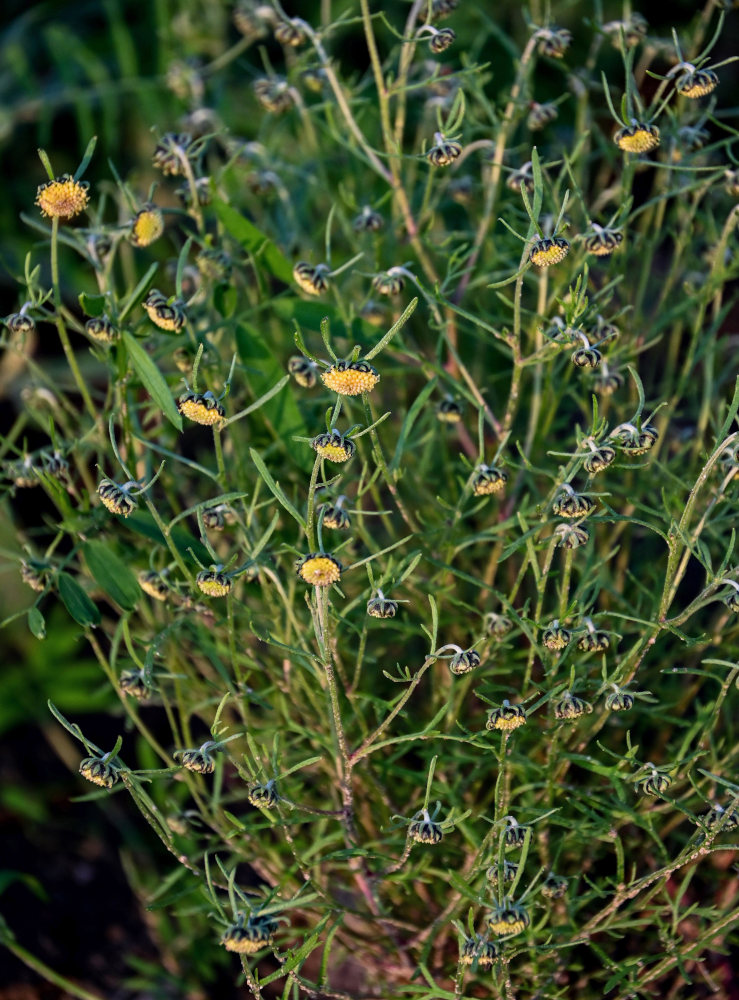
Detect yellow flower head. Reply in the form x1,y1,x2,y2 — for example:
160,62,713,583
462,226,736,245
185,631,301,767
486,702,527,732
222,919,276,954
178,392,226,427
312,430,355,463
677,69,718,99
297,553,343,587
293,261,329,296
98,478,136,517
196,569,232,597
584,228,623,257
472,465,508,496
321,360,380,396
138,570,170,601
614,123,660,153
79,756,118,789
36,174,90,220
487,903,530,937
85,315,118,344
144,290,187,332
131,203,164,247
530,237,569,267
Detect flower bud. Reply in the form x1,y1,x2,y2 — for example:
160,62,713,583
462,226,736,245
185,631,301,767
554,523,590,548
119,669,151,700
196,568,233,597
486,860,518,885
429,28,455,53
221,916,277,954
408,810,443,844
487,901,530,937
583,445,616,474
542,621,571,650
293,261,329,296
288,356,317,388
605,688,634,711
485,613,512,638
572,347,602,368
449,648,481,675
312,430,355,463
486,701,526,731
79,755,118,789
614,122,660,154
247,781,278,809
541,872,568,899
436,399,464,423
472,465,508,496
367,595,398,618
552,489,595,518
177,391,226,427
676,68,718,98
138,570,171,601
98,479,137,517
174,746,216,774
554,691,593,721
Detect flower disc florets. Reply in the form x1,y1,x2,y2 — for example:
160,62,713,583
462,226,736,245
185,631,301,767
584,228,623,257
554,691,593,721
572,347,602,368
79,755,118,789
288,356,317,388
583,444,616,474
541,872,568,899
472,464,508,496
429,27,455,53
487,901,530,937
321,360,380,396
372,269,405,296
36,174,90,220
196,568,233,597
637,770,671,795
152,132,194,176
530,237,569,267
247,781,278,808
312,429,355,463
577,629,610,652
612,423,659,456
486,860,518,884
119,669,151,700
174,745,216,774
144,290,187,332
320,504,351,531
138,570,171,601
353,206,384,232
427,133,462,167
222,916,277,954
535,27,572,58
254,77,294,113
98,478,137,517
552,489,595,518
605,688,634,711
485,613,512,638
130,203,164,247
297,553,343,587
527,102,558,130
614,122,660,153
437,399,463,423
486,701,526,732
541,621,571,650
408,810,444,844
85,315,118,344
449,648,481,675
367,595,398,618
7,313,36,335
593,370,624,395
274,21,305,46
677,68,718,98
177,391,226,427
293,261,329,296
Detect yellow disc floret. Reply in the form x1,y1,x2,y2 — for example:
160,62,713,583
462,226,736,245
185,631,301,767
297,553,343,587
36,174,90,220
321,360,380,396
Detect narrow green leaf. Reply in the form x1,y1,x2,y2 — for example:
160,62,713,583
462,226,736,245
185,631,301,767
249,449,306,530
122,332,182,431
58,572,101,627
83,540,141,610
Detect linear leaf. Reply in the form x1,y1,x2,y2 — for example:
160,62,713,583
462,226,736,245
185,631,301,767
122,332,182,431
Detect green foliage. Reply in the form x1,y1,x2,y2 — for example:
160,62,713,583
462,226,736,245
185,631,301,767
1,1,738,999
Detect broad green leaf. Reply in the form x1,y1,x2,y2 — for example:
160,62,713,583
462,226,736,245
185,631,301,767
78,292,106,317
214,282,238,319
122,332,182,431
83,540,141,610
27,607,46,640
58,572,101,627
212,196,293,284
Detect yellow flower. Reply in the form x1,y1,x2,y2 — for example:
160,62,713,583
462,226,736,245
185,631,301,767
297,553,343,587
293,261,329,296
614,123,660,153
196,569,232,596
321,360,380,396
311,430,355,463
138,571,170,601
530,237,569,267
178,392,225,426
35,174,89,220
131,203,164,247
